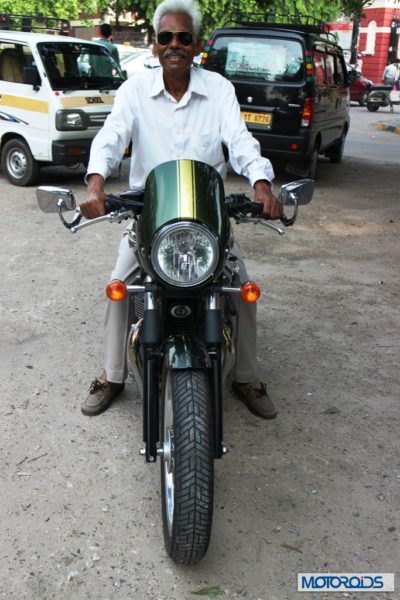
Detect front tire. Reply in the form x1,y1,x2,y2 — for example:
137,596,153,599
161,368,214,565
367,102,379,112
1,139,39,186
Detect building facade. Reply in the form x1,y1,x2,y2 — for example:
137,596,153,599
358,0,400,83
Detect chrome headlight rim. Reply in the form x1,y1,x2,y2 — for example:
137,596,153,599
151,221,219,288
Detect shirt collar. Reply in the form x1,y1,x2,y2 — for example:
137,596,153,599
150,66,208,99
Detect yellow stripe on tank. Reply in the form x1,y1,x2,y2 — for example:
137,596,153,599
177,159,196,219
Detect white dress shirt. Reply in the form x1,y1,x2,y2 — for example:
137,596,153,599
87,66,274,191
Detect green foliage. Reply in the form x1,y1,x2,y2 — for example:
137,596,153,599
341,0,374,18
130,0,347,39
199,0,345,36
0,0,98,20
2,0,397,34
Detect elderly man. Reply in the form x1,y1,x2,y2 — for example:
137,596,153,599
80,0,282,419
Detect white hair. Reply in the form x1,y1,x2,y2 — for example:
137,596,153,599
152,0,202,39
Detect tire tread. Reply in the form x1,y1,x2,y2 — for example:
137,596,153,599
161,369,214,565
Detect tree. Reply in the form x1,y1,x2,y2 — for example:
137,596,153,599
127,0,343,39
341,0,374,19
1,0,397,35
0,0,98,21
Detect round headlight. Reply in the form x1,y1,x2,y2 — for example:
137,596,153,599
151,221,219,287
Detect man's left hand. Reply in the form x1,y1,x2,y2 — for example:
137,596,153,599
253,180,283,220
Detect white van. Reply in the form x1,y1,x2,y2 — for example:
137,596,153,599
0,18,125,185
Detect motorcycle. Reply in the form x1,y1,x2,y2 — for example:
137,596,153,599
366,84,400,112
36,159,313,565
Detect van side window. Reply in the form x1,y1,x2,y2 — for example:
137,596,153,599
314,51,325,86
325,54,335,85
334,56,345,86
0,43,36,84
0,44,24,83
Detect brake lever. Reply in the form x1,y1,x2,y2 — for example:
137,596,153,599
235,215,285,235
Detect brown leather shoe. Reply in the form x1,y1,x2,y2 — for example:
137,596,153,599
81,378,125,416
232,381,277,419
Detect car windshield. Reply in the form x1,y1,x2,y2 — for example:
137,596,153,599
37,42,126,91
206,35,304,83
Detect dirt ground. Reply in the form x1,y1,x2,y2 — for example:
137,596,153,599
1,133,399,599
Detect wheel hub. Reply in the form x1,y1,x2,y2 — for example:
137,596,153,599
8,150,27,179
158,428,174,474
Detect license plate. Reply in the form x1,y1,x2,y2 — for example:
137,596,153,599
241,111,272,128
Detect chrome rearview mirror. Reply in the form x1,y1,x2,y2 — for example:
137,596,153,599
36,186,76,213
279,179,314,206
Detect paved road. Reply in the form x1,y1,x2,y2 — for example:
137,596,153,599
1,110,399,599
346,103,400,160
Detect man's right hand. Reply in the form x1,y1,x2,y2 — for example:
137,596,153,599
80,174,107,219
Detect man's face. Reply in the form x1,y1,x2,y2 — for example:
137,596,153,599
154,12,201,76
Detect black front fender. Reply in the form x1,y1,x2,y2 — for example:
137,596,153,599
164,334,210,369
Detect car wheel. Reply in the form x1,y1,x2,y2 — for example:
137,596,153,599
367,103,379,112
305,143,318,180
1,138,39,186
328,131,347,164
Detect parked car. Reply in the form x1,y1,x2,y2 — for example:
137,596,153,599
120,50,157,77
201,14,351,178
346,67,373,106
120,51,199,78
0,22,126,186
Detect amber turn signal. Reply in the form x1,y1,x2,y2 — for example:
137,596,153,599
240,281,261,303
106,279,127,301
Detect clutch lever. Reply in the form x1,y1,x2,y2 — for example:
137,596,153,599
69,209,135,233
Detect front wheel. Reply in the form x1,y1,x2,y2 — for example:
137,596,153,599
161,368,214,565
367,102,379,112
1,138,39,186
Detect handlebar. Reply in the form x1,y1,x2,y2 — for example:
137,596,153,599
37,183,308,235
58,191,145,232
225,194,263,217
104,191,144,214
225,193,296,229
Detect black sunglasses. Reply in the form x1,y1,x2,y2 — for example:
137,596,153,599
157,31,193,46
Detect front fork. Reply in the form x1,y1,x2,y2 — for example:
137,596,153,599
141,287,161,463
204,293,225,459
139,289,226,462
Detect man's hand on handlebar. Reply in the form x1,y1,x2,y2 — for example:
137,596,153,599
80,174,107,219
253,179,283,220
